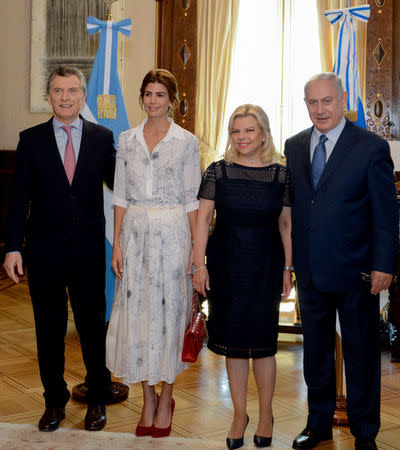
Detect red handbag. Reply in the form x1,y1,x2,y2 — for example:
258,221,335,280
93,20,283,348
182,289,207,363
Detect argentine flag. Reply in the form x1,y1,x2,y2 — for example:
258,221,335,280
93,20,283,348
325,5,370,129
82,16,132,320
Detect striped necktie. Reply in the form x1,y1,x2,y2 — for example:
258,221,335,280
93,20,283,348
311,135,328,188
61,126,76,185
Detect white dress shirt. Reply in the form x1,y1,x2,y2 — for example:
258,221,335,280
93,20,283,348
310,116,346,162
113,118,201,213
52,116,83,161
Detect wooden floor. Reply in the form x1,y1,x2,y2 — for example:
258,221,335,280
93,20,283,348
1,271,400,449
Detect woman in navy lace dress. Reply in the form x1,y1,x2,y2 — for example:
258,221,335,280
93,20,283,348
193,105,292,449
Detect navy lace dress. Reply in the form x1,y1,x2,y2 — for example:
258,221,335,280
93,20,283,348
198,160,292,358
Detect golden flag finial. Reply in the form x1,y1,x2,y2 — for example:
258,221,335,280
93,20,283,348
104,0,118,20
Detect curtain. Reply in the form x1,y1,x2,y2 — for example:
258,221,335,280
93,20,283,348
219,0,320,153
316,0,367,102
280,0,321,149
196,0,239,172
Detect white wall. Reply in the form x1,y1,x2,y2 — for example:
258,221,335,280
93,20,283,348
123,0,157,129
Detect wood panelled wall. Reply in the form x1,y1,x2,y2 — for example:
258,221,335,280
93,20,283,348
0,151,16,243
392,0,400,140
365,0,393,137
155,0,197,133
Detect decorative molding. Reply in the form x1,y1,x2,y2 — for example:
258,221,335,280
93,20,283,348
365,0,393,137
156,0,197,133
392,0,400,139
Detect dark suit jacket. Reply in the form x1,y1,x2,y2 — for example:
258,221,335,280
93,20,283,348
285,119,398,291
5,116,116,268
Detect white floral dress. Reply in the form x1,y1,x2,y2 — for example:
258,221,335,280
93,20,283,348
106,119,201,385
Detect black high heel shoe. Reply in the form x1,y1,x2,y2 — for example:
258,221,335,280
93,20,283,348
226,414,249,449
253,417,274,448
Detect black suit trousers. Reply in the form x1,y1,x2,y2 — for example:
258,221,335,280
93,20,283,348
27,241,111,407
297,281,381,439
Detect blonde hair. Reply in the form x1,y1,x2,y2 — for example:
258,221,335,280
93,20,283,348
224,104,279,164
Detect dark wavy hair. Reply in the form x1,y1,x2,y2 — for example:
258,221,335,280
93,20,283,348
139,69,179,116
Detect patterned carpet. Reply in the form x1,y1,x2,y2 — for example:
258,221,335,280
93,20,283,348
0,422,227,449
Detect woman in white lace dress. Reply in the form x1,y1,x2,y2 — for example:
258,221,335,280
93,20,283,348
106,69,201,438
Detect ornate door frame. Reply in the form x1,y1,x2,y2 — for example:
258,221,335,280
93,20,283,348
365,0,393,138
155,0,197,133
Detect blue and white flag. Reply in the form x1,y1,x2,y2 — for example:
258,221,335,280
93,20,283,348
82,16,132,320
325,5,370,128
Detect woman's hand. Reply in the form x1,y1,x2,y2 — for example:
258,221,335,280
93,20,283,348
281,270,293,301
111,244,124,279
192,267,210,297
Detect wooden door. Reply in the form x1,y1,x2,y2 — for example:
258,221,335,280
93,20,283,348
156,0,197,133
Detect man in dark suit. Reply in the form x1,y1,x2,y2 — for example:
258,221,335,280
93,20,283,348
3,66,116,431
285,73,398,450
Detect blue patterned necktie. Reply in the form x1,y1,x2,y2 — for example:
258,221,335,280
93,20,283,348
311,135,328,188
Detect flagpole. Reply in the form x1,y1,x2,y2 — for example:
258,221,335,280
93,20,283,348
72,0,130,405
325,0,373,426
333,0,350,420
333,333,348,425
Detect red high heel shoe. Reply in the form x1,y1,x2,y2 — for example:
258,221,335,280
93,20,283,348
135,394,159,436
151,398,175,438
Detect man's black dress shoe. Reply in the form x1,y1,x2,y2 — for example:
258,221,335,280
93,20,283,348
72,382,129,404
38,407,65,431
226,415,249,449
355,437,377,449
84,404,106,431
292,427,332,449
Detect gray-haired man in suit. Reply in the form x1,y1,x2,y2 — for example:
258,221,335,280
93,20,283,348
285,73,398,450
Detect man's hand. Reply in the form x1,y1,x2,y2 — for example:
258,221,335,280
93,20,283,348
4,252,24,284
371,270,393,295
